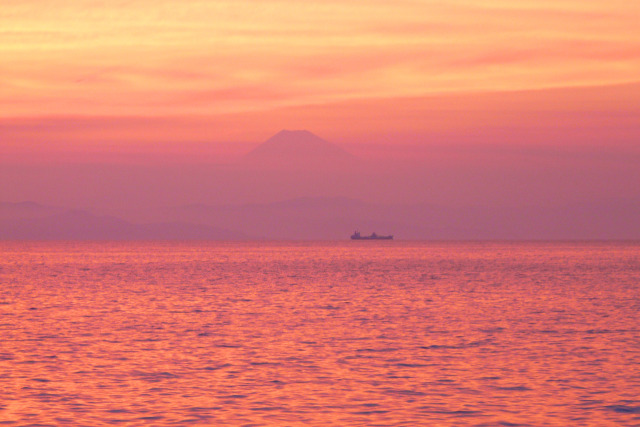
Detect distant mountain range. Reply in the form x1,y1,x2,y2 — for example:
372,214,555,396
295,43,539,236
0,202,245,240
2,197,639,240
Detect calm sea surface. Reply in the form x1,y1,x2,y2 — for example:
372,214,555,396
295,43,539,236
1,241,639,426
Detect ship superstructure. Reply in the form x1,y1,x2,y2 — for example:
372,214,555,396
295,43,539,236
351,231,393,240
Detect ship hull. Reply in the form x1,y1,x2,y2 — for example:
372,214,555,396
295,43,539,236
351,236,393,240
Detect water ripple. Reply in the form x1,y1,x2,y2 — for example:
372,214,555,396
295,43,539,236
1,241,639,425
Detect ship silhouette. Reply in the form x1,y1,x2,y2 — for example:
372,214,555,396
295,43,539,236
351,230,393,240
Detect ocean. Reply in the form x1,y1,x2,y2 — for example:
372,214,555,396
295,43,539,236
1,241,639,426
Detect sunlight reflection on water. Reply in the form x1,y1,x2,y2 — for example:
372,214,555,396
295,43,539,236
1,241,639,426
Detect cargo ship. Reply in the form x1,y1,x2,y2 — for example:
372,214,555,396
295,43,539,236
351,231,393,240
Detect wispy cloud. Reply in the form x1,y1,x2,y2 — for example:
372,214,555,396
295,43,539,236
1,0,638,116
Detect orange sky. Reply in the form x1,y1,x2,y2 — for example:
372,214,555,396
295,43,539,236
2,0,639,121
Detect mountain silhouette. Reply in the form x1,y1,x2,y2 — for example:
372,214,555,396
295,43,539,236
243,130,357,168
0,201,62,220
0,203,247,240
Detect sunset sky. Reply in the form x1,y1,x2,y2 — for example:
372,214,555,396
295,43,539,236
2,1,639,121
